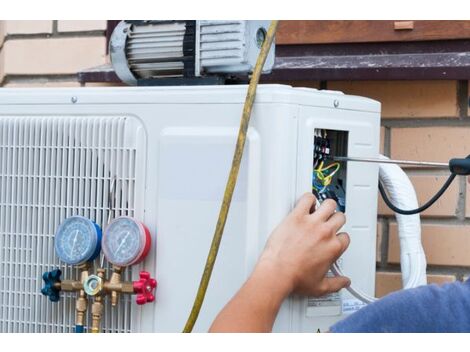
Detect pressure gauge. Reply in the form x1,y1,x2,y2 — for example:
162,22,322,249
55,216,102,265
102,216,151,267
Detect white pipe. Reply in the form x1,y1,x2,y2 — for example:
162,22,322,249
332,154,427,304
378,154,427,289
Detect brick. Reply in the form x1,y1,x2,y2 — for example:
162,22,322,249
378,175,459,217
468,81,470,117
0,22,5,47
2,37,106,76
466,181,470,218
375,271,456,297
427,274,457,285
391,127,470,163
0,49,5,83
375,272,402,297
388,223,470,266
57,21,107,32
328,81,459,118
376,221,383,263
380,127,385,155
3,20,52,34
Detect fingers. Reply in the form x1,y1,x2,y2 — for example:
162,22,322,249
320,276,351,295
312,198,337,221
336,232,350,256
293,193,317,216
327,212,346,232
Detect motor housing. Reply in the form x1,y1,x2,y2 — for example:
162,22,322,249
110,20,275,85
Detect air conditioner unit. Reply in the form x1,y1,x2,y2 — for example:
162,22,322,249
0,85,380,333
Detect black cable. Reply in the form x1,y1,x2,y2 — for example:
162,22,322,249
378,173,457,215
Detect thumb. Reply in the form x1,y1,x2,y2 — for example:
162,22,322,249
321,276,351,295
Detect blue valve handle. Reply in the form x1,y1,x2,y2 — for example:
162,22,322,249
41,269,62,302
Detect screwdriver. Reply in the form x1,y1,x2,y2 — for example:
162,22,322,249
332,156,470,175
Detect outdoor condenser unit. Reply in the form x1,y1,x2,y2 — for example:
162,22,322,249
0,85,380,332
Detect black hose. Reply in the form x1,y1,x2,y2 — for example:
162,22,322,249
378,173,457,215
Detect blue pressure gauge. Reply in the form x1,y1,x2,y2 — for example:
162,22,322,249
54,216,102,265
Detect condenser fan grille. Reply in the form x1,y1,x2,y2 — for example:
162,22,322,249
0,116,144,333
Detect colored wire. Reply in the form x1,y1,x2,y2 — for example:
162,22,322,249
313,161,341,192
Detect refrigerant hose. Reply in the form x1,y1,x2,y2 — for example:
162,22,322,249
182,20,279,333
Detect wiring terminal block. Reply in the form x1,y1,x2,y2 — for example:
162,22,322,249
312,129,347,212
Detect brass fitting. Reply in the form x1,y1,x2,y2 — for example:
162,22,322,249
90,269,106,333
58,280,82,291
54,264,154,333
57,263,90,293
108,266,123,307
75,263,90,328
90,295,104,333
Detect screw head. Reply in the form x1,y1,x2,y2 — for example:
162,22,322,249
334,99,340,108
71,96,78,104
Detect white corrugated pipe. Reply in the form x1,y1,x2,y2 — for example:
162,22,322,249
331,154,427,304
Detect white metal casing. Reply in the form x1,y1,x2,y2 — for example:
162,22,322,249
0,85,380,332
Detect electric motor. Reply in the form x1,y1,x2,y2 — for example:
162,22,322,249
109,20,275,85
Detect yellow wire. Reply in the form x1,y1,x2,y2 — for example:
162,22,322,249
314,162,341,189
182,20,279,333
322,162,340,171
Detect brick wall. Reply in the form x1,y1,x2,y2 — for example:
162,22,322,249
0,20,107,87
327,80,470,297
1,21,469,298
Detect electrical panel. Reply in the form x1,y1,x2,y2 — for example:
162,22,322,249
313,129,348,212
0,85,380,332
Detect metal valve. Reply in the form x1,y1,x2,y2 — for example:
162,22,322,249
41,269,62,302
133,271,157,305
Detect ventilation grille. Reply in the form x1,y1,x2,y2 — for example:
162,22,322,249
127,21,189,78
0,116,144,333
199,20,245,67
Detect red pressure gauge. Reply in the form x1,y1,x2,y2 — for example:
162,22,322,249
102,216,151,267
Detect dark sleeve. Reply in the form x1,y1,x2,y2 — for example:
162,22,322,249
330,280,470,333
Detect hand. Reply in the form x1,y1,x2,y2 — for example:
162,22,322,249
257,193,351,297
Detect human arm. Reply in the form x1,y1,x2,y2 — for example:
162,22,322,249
209,193,351,332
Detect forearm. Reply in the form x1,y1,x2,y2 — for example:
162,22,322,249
209,260,292,332
209,195,350,332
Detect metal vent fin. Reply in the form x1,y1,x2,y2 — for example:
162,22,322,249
0,116,140,333
199,20,245,67
126,21,192,78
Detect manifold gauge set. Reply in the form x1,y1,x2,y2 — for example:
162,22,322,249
41,215,156,333
55,217,102,266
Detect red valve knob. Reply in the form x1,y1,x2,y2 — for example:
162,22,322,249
133,271,157,305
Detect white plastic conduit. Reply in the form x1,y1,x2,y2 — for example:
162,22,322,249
331,154,427,304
